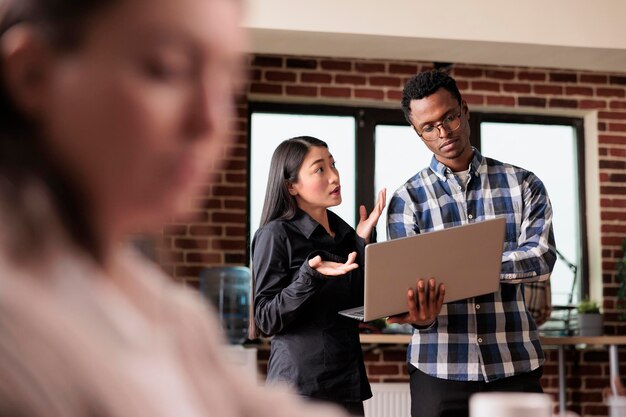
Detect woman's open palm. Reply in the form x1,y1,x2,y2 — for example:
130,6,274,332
356,188,386,244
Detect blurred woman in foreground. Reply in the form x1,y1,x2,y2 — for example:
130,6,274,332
0,0,346,416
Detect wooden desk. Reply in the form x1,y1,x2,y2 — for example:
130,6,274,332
541,336,626,416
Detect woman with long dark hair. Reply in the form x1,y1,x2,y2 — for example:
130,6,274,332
252,136,386,416
0,1,348,417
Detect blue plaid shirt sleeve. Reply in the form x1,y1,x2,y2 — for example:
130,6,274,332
500,172,557,281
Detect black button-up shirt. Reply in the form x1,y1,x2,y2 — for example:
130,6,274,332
252,209,371,402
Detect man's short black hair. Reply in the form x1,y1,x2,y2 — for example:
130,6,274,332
401,70,462,124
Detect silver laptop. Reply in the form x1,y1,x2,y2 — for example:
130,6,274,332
339,217,506,321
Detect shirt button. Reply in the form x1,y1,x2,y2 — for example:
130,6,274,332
476,304,480,310
468,214,474,219
478,338,483,343
457,185,462,190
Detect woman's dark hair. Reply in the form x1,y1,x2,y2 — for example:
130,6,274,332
401,69,462,124
0,0,117,263
258,136,328,227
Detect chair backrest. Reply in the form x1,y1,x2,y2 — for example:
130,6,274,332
524,276,552,327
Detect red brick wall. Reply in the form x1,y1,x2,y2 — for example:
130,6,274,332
161,54,626,416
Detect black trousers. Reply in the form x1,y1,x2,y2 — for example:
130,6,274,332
408,364,543,417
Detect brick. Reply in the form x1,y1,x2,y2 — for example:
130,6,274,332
354,88,384,100
211,239,245,250
599,111,626,120
224,199,246,210
610,148,626,157
382,350,408,362
600,198,626,206
300,72,332,84
455,81,469,90
565,86,593,96
355,62,385,73
335,74,366,85
518,96,547,107
503,83,531,93
608,122,626,132
534,85,563,95
189,225,222,237
185,252,221,263
486,95,515,106
598,87,626,98
174,238,209,250
581,74,608,84
599,135,626,144
453,68,483,78
389,63,418,74
212,185,245,197
225,172,246,183
363,351,381,361
599,160,626,169
485,70,515,80
175,265,205,277
471,81,500,92
286,58,317,69
251,56,283,68
212,212,246,223
285,85,317,97
249,83,283,95
320,86,351,98
580,99,607,109
387,90,402,101
225,226,246,236
463,94,484,105
369,76,402,87
320,59,352,71
602,224,626,234
367,364,400,375
609,100,626,109
549,72,577,83
265,71,296,82
610,75,626,85
224,253,246,264
518,71,546,81
549,98,578,108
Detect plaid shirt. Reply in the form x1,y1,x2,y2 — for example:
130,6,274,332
387,148,556,382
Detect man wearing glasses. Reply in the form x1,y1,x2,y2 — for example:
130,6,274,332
386,70,556,417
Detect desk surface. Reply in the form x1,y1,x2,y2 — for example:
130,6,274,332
360,334,626,346
540,335,626,345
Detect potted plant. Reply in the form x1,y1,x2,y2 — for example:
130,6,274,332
617,237,626,320
577,298,603,336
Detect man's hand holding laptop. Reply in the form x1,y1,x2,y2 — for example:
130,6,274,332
387,278,445,327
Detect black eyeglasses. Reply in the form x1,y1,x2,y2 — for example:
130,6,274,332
415,108,463,141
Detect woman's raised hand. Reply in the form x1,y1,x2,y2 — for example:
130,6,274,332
308,251,359,277
356,188,387,244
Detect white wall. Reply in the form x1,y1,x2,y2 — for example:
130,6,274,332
243,0,626,72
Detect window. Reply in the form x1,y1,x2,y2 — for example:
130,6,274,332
248,103,587,305
249,110,356,242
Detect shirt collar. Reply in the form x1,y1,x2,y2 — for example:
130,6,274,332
429,147,484,181
292,208,351,240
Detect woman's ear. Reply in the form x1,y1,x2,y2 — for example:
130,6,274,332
286,181,298,196
1,25,53,118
